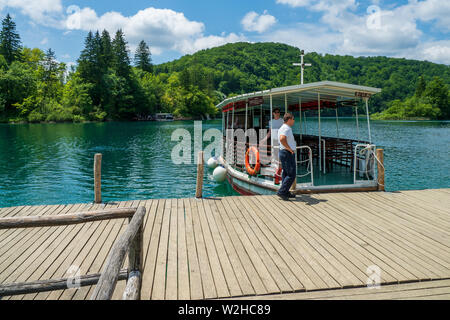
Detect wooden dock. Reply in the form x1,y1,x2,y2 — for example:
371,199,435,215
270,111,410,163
0,189,449,300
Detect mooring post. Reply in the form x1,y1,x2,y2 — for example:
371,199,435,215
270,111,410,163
94,153,102,204
376,149,385,192
196,151,205,199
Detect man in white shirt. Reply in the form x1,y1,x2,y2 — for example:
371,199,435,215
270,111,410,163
260,107,283,146
260,108,283,167
268,108,284,132
277,113,297,201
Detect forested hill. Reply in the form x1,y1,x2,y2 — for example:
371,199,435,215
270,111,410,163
155,42,450,113
0,10,448,123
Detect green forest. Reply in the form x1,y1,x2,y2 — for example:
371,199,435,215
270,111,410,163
158,42,450,120
0,14,449,123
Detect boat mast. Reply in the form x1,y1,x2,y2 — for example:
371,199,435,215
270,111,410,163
293,50,312,85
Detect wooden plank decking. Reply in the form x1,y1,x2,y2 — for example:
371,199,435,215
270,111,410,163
0,189,449,300
229,279,450,300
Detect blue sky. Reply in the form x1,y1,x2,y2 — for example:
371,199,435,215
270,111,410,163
1,0,449,66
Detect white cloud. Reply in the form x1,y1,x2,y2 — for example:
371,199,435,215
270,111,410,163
405,40,450,65
273,0,450,65
272,0,419,55
241,11,277,33
178,33,247,54
275,0,311,7
65,7,245,55
258,23,341,54
276,0,356,11
421,43,450,65
0,2,246,57
336,9,422,56
408,0,450,31
0,0,63,25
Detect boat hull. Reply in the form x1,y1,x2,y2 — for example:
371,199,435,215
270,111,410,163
227,175,277,196
223,159,379,196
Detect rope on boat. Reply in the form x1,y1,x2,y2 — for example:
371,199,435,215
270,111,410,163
297,158,311,164
297,171,313,178
296,156,313,179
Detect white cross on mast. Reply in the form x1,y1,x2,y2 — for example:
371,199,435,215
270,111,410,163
293,50,312,85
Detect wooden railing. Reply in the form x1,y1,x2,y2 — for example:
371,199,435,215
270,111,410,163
0,206,147,300
91,207,146,300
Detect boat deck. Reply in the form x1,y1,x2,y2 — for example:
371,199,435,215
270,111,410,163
0,189,449,300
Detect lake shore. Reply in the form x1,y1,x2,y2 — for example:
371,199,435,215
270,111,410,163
2,116,449,125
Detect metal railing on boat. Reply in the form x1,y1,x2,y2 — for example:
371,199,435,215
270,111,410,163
273,145,314,187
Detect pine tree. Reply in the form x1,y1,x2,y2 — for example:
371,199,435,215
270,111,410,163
42,48,60,99
77,31,95,81
415,76,426,97
100,30,113,71
134,40,153,73
77,31,104,106
93,30,103,65
42,49,58,81
0,14,22,64
111,29,130,78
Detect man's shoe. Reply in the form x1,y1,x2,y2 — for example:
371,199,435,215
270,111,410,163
277,193,290,201
288,192,297,199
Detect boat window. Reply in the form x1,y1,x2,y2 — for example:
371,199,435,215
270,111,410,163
253,116,260,128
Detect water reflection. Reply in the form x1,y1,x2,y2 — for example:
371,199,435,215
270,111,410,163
0,119,449,207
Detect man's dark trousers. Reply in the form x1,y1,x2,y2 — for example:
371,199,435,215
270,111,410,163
278,149,296,196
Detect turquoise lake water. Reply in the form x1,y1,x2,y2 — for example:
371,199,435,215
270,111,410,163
0,119,449,207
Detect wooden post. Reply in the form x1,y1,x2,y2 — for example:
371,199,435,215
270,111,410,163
376,149,385,192
94,154,102,204
124,216,144,300
127,221,143,273
91,207,146,300
122,271,141,300
196,151,204,199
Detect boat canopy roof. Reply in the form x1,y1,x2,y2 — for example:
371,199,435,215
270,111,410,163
217,81,382,112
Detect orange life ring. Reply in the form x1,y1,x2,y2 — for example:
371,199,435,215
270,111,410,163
245,147,261,176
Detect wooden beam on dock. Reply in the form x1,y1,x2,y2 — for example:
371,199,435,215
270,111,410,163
0,270,128,296
0,208,137,230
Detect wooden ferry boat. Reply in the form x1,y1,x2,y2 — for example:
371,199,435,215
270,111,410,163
217,80,383,195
